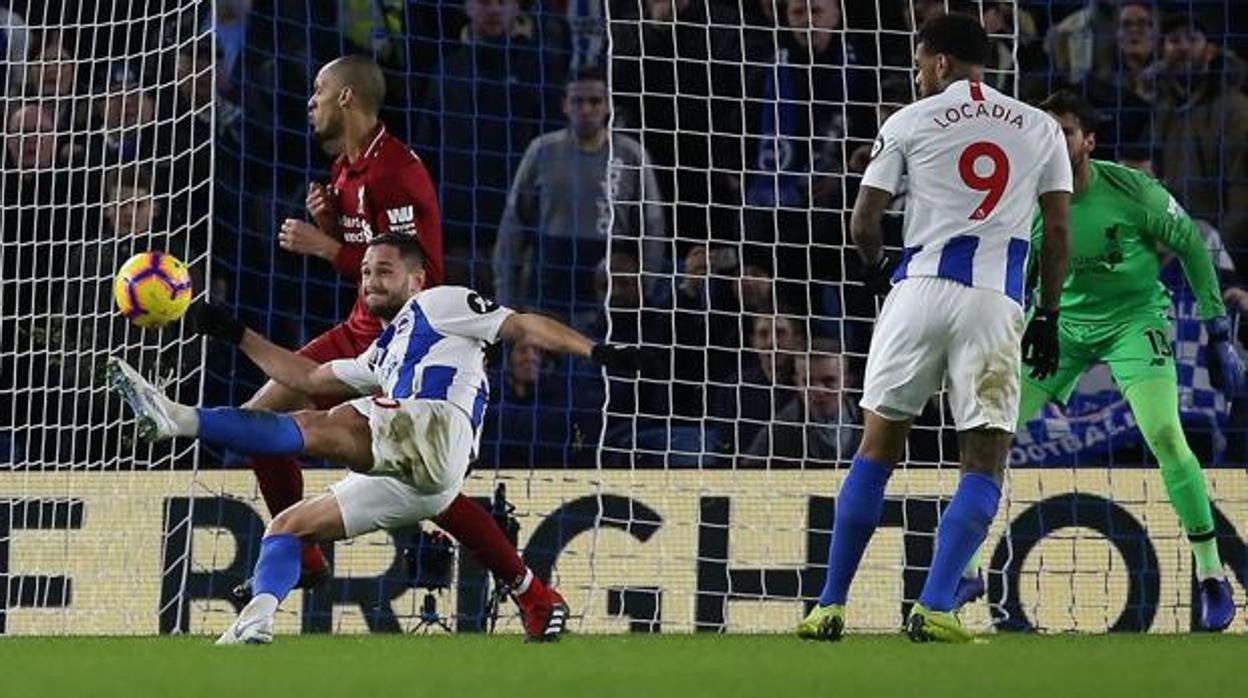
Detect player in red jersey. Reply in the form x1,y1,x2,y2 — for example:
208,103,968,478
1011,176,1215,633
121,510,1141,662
239,55,566,640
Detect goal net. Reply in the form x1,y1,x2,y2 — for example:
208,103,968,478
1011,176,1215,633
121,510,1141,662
588,0,1248,635
0,0,212,633
5,0,1247,637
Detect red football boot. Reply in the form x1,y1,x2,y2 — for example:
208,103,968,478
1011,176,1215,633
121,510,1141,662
514,580,569,642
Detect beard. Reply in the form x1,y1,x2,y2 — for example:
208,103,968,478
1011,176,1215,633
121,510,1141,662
365,292,407,321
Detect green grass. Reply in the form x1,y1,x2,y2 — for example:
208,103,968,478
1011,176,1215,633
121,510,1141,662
0,634,1241,697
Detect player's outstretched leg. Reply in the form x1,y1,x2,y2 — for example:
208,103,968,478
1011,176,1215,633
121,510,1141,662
109,356,310,455
800,413,905,641
1123,379,1235,631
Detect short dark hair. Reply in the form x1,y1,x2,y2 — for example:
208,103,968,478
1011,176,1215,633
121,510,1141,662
367,233,427,270
917,13,989,65
569,64,607,86
1038,90,1100,135
1162,12,1207,38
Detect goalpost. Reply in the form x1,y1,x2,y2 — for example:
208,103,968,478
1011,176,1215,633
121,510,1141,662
0,0,212,633
3,0,1245,636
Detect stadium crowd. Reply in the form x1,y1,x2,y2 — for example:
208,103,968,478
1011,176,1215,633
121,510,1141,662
3,0,1248,469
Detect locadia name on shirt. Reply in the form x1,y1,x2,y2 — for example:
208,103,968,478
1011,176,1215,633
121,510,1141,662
932,101,1025,130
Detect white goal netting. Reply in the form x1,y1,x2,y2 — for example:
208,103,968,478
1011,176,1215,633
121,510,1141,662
4,0,1246,636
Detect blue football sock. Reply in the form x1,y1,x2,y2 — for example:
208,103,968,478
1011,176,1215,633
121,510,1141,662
918,472,1001,612
253,533,303,602
818,454,893,606
196,408,305,454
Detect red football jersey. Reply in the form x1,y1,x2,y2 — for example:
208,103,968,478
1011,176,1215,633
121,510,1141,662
329,122,445,337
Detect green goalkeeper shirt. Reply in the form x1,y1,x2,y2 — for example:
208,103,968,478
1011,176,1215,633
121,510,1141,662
1030,159,1225,323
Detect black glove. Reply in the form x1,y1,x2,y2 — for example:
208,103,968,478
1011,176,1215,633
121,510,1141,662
591,343,642,374
1021,307,1060,380
189,302,247,345
861,254,895,296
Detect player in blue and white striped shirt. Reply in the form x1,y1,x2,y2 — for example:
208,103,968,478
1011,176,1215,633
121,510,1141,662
798,13,1073,643
108,234,642,644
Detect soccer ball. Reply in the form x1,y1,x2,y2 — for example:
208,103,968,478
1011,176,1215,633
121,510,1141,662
113,251,193,328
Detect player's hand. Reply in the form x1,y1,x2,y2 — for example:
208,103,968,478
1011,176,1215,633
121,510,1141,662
306,182,338,233
279,218,340,261
1021,308,1060,380
860,254,894,296
1204,316,1246,396
189,302,246,345
591,343,663,376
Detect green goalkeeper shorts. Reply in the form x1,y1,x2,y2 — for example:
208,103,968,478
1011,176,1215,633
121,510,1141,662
1022,312,1177,404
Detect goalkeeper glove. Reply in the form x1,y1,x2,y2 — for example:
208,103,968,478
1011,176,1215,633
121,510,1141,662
1205,316,1246,396
860,254,895,296
189,302,246,345
1021,307,1060,380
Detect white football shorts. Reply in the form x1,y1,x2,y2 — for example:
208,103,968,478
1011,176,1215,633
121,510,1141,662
860,276,1024,432
329,398,473,538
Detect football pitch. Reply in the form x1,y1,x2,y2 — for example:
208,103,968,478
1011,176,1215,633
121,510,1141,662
0,633,1240,697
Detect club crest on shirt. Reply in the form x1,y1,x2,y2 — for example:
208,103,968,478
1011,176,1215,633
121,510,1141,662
870,135,884,160
467,292,499,314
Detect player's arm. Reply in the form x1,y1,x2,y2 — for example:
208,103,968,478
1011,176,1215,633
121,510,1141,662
850,118,905,294
498,311,650,374
1021,120,1074,379
1144,182,1225,321
850,185,892,271
191,303,361,397
238,330,360,397
421,286,649,374
498,312,593,359
1143,181,1246,393
1035,191,1071,312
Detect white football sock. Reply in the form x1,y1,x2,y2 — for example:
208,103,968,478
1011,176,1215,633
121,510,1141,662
163,399,199,437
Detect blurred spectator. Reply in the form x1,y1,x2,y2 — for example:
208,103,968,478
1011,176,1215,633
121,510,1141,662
340,0,406,68
1046,0,1125,86
103,166,162,238
1044,1,1157,156
745,0,874,211
87,64,164,166
479,336,587,467
415,0,567,286
1152,13,1248,260
974,2,1045,99
1,8,30,96
610,0,744,241
211,0,253,100
1114,1,1159,101
711,310,806,455
493,66,665,319
2,99,89,241
176,38,242,148
21,28,79,102
3,100,58,173
745,340,860,464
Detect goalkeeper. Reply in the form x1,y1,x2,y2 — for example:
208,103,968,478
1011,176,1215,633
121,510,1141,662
957,91,1245,631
